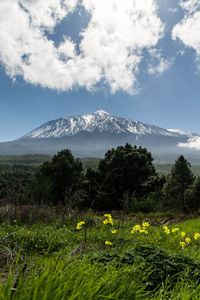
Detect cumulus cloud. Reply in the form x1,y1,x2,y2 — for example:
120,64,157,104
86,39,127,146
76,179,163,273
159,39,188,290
0,0,164,93
147,49,173,76
19,0,77,30
180,0,200,14
172,0,200,58
178,136,200,150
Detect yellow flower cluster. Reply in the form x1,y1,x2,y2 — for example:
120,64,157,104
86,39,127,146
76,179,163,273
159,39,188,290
76,221,85,230
172,228,179,233
179,235,191,249
142,222,150,228
185,237,191,244
105,241,112,246
131,225,141,233
76,214,200,252
180,232,186,238
163,226,170,235
131,222,149,234
180,241,186,249
194,233,200,240
103,214,114,226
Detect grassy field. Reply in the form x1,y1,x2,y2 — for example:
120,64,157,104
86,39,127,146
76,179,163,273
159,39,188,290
1,210,200,299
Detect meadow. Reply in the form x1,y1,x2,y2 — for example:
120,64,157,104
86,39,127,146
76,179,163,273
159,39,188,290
1,209,200,299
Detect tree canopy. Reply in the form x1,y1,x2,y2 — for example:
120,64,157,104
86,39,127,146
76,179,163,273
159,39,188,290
32,149,83,205
163,155,195,211
84,143,160,210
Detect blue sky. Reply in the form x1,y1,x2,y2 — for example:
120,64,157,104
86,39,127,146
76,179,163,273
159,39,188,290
0,0,200,142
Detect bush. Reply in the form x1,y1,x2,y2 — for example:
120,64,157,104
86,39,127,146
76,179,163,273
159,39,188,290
90,243,200,289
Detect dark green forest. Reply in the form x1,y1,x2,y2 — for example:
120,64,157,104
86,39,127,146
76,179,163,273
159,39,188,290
0,145,200,214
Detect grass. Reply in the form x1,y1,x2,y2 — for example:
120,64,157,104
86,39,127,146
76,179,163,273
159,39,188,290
1,211,200,299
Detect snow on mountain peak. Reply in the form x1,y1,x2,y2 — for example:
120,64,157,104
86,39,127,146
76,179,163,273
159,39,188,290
94,110,110,115
167,129,190,136
21,111,193,140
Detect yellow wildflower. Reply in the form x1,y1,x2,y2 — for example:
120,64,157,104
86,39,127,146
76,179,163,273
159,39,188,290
103,214,113,226
140,229,148,234
180,241,186,249
133,225,141,231
111,229,116,234
194,233,200,240
172,228,180,233
76,221,85,230
104,214,112,218
105,241,112,246
142,222,150,228
163,226,170,234
131,225,143,234
180,232,186,238
185,237,191,244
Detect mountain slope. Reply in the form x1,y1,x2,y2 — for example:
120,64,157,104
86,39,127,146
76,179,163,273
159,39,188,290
0,110,200,163
21,110,191,139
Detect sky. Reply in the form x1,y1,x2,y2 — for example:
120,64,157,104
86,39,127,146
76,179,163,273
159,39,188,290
0,0,200,142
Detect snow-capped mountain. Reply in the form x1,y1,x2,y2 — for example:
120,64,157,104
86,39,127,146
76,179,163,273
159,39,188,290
0,110,200,163
20,110,192,140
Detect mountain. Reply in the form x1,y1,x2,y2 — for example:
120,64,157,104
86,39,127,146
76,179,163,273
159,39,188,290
20,110,185,139
1,110,200,164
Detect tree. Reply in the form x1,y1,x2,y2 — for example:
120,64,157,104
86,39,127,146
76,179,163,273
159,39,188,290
84,143,160,210
83,167,101,209
32,149,83,205
163,155,195,211
184,177,200,212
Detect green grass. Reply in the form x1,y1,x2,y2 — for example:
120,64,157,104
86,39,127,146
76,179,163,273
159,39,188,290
1,258,152,300
1,213,200,299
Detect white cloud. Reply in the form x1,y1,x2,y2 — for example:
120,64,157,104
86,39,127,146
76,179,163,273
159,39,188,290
0,0,164,93
172,0,200,59
178,136,200,150
147,49,173,76
58,38,77,60
180,0,200,14
20,0,77,31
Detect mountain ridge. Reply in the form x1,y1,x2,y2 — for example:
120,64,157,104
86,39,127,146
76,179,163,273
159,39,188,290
0,110,200,164
20,110,193,140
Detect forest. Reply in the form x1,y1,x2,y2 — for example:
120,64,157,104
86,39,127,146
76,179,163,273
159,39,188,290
0,144,200,214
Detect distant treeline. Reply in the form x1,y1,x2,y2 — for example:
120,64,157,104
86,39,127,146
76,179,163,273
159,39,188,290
1,154,200,175
0,154,51,173
155,164,200,177
0,155,101,172
0,154,51,165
